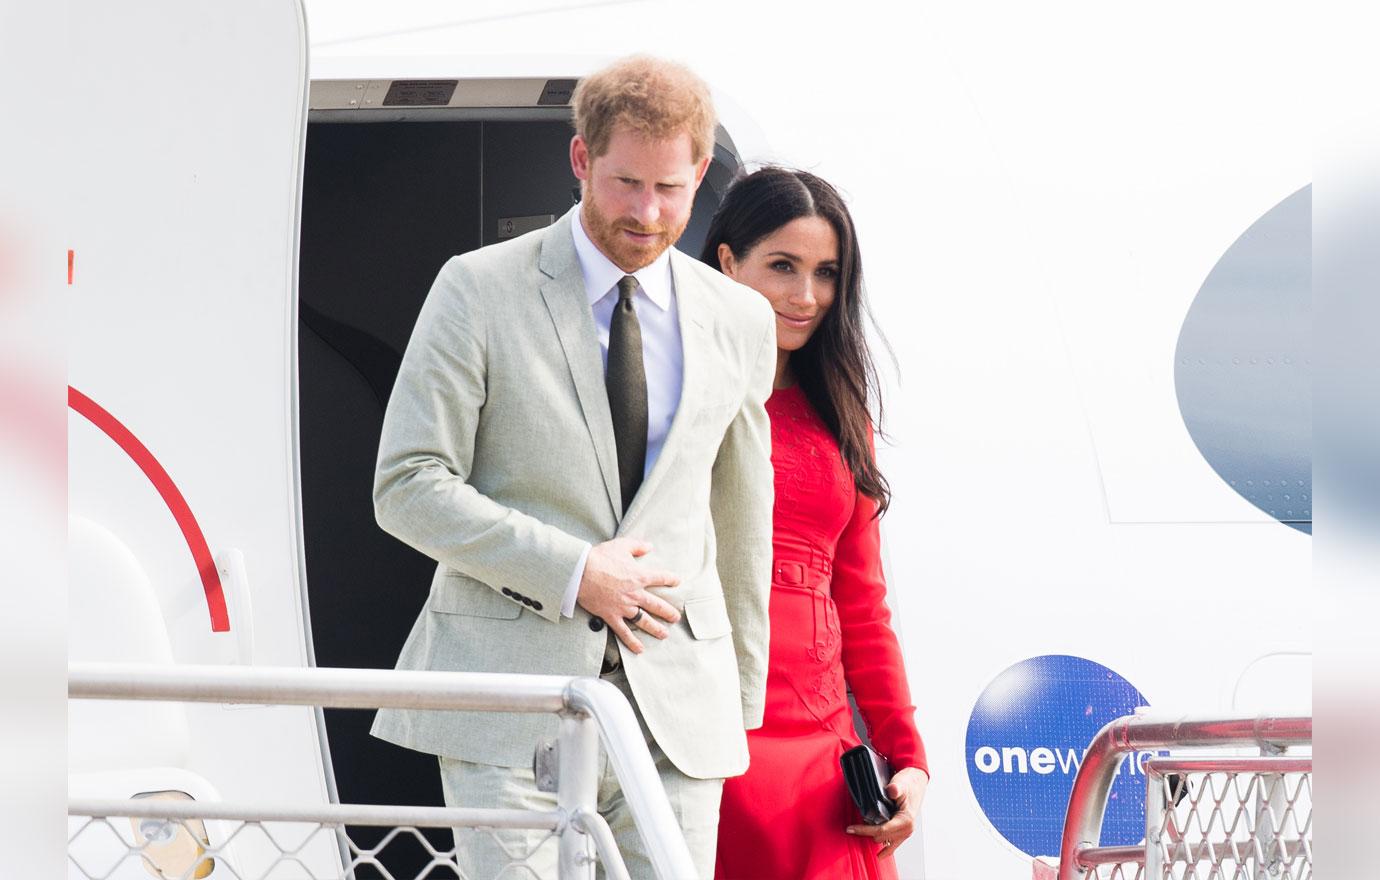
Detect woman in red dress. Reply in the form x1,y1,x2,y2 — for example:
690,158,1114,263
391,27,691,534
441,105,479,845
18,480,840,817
699,167,929,879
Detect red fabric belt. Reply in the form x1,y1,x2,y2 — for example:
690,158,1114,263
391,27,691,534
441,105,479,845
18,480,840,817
771,546,833,588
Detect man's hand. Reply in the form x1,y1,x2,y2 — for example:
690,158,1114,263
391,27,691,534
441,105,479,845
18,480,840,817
846,766,929,859
576,537,681,653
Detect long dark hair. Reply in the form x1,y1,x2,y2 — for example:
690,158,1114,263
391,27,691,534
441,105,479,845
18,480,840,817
699,167,892,516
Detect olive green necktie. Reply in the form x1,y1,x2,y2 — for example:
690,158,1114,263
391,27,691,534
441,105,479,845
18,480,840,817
606,275,647,513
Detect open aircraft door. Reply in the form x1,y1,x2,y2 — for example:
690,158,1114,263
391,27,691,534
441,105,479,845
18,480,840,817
295,55,761,875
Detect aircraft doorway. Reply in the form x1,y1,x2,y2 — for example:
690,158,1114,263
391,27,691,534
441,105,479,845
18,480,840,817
297,80,741,875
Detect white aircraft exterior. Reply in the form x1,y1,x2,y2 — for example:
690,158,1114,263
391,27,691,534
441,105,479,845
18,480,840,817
67,1,1311,878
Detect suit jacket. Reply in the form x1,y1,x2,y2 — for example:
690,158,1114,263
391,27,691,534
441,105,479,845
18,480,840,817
369,206,777,779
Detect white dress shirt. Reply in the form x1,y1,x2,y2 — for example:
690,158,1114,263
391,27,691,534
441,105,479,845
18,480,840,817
560,207,685,617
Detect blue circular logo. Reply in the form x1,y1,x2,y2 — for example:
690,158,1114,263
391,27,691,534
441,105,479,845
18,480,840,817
965,655,1155,857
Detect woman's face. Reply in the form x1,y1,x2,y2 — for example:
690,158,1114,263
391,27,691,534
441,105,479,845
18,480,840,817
718,215,840,352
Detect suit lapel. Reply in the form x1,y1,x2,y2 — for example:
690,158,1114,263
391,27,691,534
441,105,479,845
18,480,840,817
620,249,711,530
538,210,622,521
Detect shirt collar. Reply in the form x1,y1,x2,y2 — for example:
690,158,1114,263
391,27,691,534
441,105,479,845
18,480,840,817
571,206,674,311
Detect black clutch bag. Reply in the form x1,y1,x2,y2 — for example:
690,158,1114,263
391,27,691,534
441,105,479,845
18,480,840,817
840,744,897,825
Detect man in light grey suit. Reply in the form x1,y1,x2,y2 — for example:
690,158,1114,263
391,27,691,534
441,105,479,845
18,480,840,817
370,56,776,878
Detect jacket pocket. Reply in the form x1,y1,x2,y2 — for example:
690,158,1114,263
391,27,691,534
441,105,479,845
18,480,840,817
430,572,522,620
683,595,733,640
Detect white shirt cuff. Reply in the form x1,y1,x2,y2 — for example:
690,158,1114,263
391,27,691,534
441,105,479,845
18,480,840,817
562,542,592,618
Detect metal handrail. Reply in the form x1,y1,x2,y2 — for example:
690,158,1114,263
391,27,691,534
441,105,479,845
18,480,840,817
68,798,560,830
1143,756,1312,774
68,662,700,880
1055,713,1311,880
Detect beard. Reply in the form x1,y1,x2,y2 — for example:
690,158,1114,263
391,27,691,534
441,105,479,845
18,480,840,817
581,185,689,272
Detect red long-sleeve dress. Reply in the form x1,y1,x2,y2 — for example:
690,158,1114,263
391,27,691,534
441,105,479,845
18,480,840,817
715,384,928,880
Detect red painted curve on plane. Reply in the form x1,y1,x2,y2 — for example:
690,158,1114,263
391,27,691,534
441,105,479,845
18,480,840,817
69,387,230,632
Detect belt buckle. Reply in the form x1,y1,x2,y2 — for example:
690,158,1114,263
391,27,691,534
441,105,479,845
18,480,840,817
774,560,806,585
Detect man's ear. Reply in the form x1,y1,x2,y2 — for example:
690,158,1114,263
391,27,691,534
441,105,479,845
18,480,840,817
570,135,591,181
692,155,711,190
717,243,737,277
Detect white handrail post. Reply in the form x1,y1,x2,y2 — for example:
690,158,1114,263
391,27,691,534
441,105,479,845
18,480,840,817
1144,763,1166,879
566,677,699,880
557,709,599,880
1256,741,1287,874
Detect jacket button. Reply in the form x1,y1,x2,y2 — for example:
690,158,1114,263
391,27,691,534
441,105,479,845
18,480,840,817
501,588,514,597
532,600,543,612
588,617,605,632
521,597,533,607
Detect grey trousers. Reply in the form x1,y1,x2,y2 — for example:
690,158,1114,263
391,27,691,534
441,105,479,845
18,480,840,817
437,669,724,880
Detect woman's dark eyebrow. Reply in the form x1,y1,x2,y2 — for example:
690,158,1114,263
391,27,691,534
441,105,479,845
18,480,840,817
765,251,839,266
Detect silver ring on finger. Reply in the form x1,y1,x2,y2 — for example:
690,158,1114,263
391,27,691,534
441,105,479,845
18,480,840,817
624,608,644,625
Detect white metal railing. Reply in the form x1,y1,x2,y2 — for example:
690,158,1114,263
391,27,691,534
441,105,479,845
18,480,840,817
1056,714,1311,880
68,662,699,880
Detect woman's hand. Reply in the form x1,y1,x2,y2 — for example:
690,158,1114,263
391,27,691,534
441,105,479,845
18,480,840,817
845,766,929,859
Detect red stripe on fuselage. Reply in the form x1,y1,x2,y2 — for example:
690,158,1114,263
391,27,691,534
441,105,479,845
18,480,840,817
69,387,230,632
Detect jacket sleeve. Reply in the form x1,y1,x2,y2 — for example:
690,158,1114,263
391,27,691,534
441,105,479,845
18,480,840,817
834,447,928,775
372,257,588,622
710,316,777,729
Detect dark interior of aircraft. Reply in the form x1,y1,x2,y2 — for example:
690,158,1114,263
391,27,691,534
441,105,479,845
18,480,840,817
298,115,737,876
